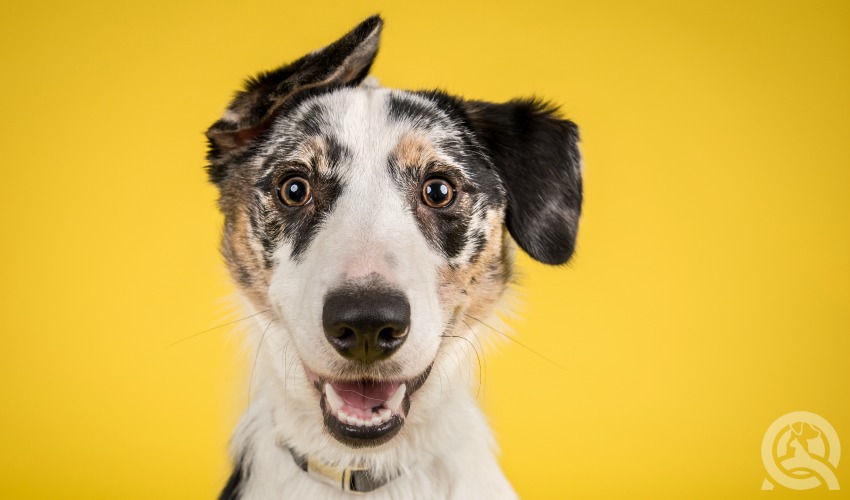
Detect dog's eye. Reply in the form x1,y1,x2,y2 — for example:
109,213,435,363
421,177,455,208
278,176,312,207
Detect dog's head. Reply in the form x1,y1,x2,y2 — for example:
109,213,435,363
206,16,581,456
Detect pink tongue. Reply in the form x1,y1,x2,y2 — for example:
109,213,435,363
330,380,400,411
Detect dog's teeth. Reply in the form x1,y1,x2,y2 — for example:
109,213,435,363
328,382,403,427
386,383,406,413
324,383,344,413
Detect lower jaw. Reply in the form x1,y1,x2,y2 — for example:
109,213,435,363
321,399,405,447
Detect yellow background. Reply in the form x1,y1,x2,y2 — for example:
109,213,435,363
1,0,848,498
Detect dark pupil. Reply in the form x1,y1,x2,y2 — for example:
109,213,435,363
426,182,449,204
286,180,306,203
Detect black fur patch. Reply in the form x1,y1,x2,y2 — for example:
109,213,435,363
284,172,344,260
387,94,443,128
464,99,582,264
219,457,246,500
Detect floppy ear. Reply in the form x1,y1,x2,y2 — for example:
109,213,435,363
464,99,582,265
205,15,383,179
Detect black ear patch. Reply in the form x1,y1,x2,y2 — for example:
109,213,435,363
205,15,383,182
464,99,582,265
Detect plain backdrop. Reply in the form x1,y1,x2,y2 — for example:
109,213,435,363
1,1,848,498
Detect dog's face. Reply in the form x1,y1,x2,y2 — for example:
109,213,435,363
206,16,581,453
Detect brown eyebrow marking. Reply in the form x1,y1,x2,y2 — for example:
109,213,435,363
391,132,441,169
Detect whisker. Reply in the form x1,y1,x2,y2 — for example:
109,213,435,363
440,334,483,398
464,313,568,372
165,309,271,348
282,339,298,410
446,336,463,380
434,358,450,398
455,341,473,394
287,344,301,387
461,318,487,397
248,318,276,400
281,341,291,410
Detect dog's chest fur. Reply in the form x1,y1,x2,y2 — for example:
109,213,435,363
224,389,513,499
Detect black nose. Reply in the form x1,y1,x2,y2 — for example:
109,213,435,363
322,286,411,363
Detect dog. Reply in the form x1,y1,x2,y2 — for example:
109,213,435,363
205,15,582,499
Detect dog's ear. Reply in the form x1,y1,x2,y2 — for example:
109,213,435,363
464,99,582,265
205,15,383,176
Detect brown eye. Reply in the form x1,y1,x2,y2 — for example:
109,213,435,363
421,177,456,208
422,177,455,208
278,176,312,206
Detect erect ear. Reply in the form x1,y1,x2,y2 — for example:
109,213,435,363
464,99,583,265
205,15,383,174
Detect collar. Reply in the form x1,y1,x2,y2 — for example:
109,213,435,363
288,447,398,494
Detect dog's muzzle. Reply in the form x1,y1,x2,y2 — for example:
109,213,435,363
310,281,431,446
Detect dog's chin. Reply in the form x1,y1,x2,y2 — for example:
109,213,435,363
305,365,432,448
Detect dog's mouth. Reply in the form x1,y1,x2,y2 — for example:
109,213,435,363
308,367,431,447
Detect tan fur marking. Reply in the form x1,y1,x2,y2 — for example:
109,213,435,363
392,132,441,168
437,209,511,324
224,208,272,309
